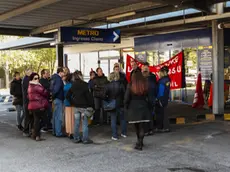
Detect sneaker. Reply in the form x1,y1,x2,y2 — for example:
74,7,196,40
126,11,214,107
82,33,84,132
41,128,48,133
82,139,94,144
23,132,30,137
73,139,82,144
112,137,118,141
121,134,127,138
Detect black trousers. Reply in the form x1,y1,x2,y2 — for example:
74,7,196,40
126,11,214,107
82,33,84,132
156,106,169,130
23,104,33,134
94,98,107,124
33,110,45,137
134,123,145,146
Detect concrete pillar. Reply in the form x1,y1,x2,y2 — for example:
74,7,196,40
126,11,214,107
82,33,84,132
212,3,224,115
56,44,64,67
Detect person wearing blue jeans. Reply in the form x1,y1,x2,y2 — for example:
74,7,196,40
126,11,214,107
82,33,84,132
110,108,127,139
15,105,24,129
73,108,90,143
66,70,94,144
50,67,65,137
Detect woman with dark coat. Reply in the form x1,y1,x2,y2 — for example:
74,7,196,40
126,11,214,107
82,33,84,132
66,71,95,144
124,71,153,151
104,72,126,141
28,73,49,141
10,72,24,131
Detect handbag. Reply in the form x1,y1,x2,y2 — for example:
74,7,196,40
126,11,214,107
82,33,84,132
103,99,116,111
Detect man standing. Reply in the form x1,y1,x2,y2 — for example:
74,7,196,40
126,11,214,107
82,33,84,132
142,62,157,135
50,67,65,137
130,60,141,80
22,69,32,136
10,72,24,131
114,63,127,89
92,67,108,125
40,69,52,132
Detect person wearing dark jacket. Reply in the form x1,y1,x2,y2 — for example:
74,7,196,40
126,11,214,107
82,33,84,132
142,62,157,135
66,71,94,144
50,67,65,137
10,72,24,131
113,63,128,89
22,69,32,137
130,60,141,81
124,71,153,151
88,70,97,93
155,66,171,133
39,69,52,131
28,73,49,141
104,72,127,141
92,67,108,125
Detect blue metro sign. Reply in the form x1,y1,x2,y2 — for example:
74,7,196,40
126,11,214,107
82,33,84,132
59,27,121,44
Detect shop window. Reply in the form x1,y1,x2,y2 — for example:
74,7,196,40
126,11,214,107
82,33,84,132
81,52,99,81
67,54,80,72
184,48,198,87
147,51,158,66
159,50,170,64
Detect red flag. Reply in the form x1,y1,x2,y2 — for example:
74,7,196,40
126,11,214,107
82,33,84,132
192,72,204,108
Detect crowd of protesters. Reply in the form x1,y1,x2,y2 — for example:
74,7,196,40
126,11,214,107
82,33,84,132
10,61,170,150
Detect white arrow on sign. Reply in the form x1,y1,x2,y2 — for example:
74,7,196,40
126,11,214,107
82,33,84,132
113,31,119,42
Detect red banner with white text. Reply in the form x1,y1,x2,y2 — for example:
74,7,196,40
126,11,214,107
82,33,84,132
126,52,185,90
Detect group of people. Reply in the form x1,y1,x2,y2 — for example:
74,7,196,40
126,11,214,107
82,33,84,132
10,60,170,150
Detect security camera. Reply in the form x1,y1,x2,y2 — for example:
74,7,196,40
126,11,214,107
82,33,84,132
218,23,224,29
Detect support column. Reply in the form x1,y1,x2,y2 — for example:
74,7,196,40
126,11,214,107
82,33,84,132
212,3,224,115
56,44,64,67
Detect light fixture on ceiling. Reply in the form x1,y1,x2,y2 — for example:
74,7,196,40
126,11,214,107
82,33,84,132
43,29,58,34
106,12,136,21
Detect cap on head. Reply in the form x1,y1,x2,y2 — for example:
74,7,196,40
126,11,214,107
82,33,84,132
160,66,169,73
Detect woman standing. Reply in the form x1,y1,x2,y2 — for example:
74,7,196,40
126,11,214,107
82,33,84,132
64,73,74,139
66,71,94,144
28,73,49,141
124,71,153,150
104,72,127,141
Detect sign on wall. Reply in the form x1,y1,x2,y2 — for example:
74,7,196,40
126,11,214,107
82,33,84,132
59,27,120,44
198,46,213,80
126,52,185,90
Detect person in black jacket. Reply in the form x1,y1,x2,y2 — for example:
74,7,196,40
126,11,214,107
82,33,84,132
104,72,126,141
130,60,141,81
22,69,32,136
124,71,153,151
92,67,108,125
40,69,52,132
142,62,157,136
10,72,24,131
113,63,128,89
66,71,94,144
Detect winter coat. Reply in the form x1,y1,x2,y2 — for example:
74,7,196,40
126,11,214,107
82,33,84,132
157,76,171,108
66,79,94,108
104,81,125,108
28,82,49,111
119,72,128,89
147,73,157,105
124,84,153,123
64,82,72,107
50,73,64,101
92,75,108,99
10,79,23,106
22,76,30,105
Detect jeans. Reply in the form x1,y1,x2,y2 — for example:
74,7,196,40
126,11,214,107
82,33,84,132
110,108,127,138
156,106,169,130
53,99,63,136
74,108,89,142
94,98,107,124
15,105,24,126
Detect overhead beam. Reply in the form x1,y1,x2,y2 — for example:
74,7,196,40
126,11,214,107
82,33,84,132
122,11,230,32
0,0,61,22
30,1,162,35
0,28,30,36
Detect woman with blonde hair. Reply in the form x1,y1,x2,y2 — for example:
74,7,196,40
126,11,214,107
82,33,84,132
104,72,126,141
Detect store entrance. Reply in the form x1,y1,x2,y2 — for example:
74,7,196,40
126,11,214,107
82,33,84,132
99,58,119,77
